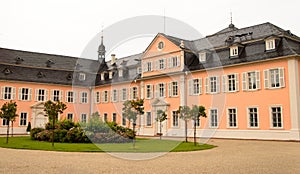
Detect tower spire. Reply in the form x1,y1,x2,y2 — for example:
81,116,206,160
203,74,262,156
229,11,235,28
98,27,106,61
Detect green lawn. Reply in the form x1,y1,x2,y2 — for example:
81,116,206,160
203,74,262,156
0,136,215,153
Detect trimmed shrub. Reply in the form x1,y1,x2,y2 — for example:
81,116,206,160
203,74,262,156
30,128,45,140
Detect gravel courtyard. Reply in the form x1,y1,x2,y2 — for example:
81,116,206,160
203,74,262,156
0,139,300,174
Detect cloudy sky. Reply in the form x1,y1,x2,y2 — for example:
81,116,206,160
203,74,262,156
0,0,299,59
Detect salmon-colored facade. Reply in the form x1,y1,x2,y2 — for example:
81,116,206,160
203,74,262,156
1,22,300,140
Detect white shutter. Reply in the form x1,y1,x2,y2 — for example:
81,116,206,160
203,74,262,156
28,88,32,101
199,78,202,95
163,83,166,97
65,91,68,102
163,58,166,69
12,87,16,100
130,88,133,100
205,78,209,94
155,60,159,70
150,85,153,99
50,90,54,101
35,89,39,101
242,72,247,91
264,70,269,89
79,92,82,103
177,56,180,67
143,63,147,72
116,90,119,102
168,57,171,68
101,91,105,103
18,88,22,100
256,71,261,90
155,84,159,98
222,75,227,93
216,76,220,93
119,89,123,101
59,90,63,101
235,73,239,92
168,82,172,97
0,87,4,99
188,79,193,95
45,90,49,101
279,68,285,88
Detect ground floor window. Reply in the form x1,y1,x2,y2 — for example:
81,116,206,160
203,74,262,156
103,113,108,122
112,113,117,122
67,113,73,121
81,114,87,123
20,112,27,126
146,112,152,126
210,109,218,128
2,119,9,126
172,111,178,127
271,106,282,128
228,108,237,128
248,107,258,128
122,113,126,126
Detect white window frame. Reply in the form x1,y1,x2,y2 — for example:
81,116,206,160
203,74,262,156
146,84,153,99
80,92,88,104
247,107,259,128
270,105,283,129
120,88,128,101
18,87,32,101
205,76,220,94
35,89,48,102
156,83,166,98
95,91,100,103
146,112,152,127
168,81,179,97
188,78,202,95
19,112,28,126
118,69,123,77
227,108,238,128
102,91,109,103
67,113,73,121
242,71,260,91
230,46,239,57
81,113,87,123
79,73,86,81
264,68,285,89
168,56,180,68
2,119,9,126
66,91,75,103
51,89,62,101
157,58,166,70
172,111,179,127
209,108,218,128
143,61,153,72
112,113,117,122
265,38,276,51
222,73,239,93
1,86,16,100
111,89,118,102
199,52,206,63
130,87,138,100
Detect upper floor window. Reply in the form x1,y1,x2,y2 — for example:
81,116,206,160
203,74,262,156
146,84,153,99
168,56,180,68
265,39,276,51
264,68,285,89
51,90,62,101
111,89,118,102
130,87,138,100
1,86,16,100
188,78,202,95
156,59,166,70
242,71,260,91
169,81,178,97
79,73,86,81
120,88,128,101
102,91,109,103
18,87,32,101
35,89,48,102
95,91,100,103
66,91,75,103
156,83,166,98
143,62,152,72
222,74,239,92
199,52,206,63
205,76,220,94
230,46,239,57
80,92,88,104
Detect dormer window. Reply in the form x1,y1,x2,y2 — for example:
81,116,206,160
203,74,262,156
230,46,239,57
119,69,123,77
157,41,164,50
199,52,207,63
79,73,86,81
265,38,276,51
101,73,105,81
109,71,113,79
137,67,142,74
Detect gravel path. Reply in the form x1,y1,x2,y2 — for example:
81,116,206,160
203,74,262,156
0,139,300,174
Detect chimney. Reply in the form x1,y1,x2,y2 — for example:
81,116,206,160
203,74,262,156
180,40,185,48
111,54,116,65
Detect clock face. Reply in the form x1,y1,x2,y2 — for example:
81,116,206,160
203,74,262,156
158,41,164,50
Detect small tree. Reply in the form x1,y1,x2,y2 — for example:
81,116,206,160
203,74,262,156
11,117,16,137
26,122,31,133
155,110,167,140
122,99,144,148
0,101,18,143
44,100,67,147
190,105,207,146
176,106,191,142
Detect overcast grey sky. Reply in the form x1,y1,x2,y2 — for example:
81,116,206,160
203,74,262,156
1,0,299,59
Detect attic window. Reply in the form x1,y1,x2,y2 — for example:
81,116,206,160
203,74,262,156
37,71,45,78
199,52,207,63
46,60,54,67
67,74,73,80
79,73,86,81
158,41,164,50
101,72,105,81
15,56,24,64
3,68,12,75
230,46,239,57
109,71,113,79
265,39,276,51
119,69,123,77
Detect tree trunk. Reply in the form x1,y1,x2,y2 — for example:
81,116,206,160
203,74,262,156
194,119,196,146
132,120,136,148
185,120,188,142
11,121,14,137
159,121,162,140
52,116,55,147
6,123,9,144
